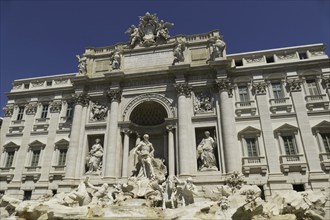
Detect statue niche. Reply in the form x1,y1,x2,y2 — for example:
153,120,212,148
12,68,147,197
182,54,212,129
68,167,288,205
85,137,104,175
196,129,219,171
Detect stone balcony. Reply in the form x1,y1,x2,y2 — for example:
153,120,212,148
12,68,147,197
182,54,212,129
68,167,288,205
269,97,293,114
319,153,330,171
49,165,66,181
0,167,15,182
280,154,307,173
305,94,329,111
22,166,41,182
242,156,268,174
235,101,257,116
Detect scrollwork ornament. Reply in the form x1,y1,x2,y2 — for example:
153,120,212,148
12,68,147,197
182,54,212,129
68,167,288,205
107,89,122,102
49,100,62,113
174,82,191,97
25,103,38,115
287,79,302,92
3,106,14,117
322,76,330,89
252,81,267,94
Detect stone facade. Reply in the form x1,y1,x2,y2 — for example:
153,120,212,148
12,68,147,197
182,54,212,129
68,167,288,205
0,14,329,217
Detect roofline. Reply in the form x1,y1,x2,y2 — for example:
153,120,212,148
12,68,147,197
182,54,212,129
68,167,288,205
13,72,77,83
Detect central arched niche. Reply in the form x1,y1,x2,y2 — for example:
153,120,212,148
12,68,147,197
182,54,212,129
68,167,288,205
129,101,168,126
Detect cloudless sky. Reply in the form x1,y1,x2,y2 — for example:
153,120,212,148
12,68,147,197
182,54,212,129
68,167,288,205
1,0,329,116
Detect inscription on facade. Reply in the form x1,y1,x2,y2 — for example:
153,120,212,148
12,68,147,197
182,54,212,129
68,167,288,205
124,50,173,69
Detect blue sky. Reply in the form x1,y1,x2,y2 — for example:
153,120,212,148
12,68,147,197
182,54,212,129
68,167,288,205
1,0,329,116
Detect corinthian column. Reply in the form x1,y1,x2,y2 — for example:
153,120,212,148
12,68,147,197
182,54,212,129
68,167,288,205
65,93,89,179
174,82,193,176
215,79,239,173
104,89,122,178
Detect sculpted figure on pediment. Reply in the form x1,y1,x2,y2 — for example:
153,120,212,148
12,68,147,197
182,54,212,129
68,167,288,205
76,54,87,75
125,12,174,48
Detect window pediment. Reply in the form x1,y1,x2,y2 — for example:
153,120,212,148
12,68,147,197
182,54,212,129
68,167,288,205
312,121,330,134
3,141,20,151
28,140,46,149
238,126,261,138
274,123,298,136
54,139,69,149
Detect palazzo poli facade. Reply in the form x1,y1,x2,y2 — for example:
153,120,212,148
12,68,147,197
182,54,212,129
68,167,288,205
1,13,330,203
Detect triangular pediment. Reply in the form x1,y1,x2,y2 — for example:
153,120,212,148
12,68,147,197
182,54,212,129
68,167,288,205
54,138,69,146
3,141,20,150
238,126,261,136
274,123,298,134
312,121,330,133
28,140,46,148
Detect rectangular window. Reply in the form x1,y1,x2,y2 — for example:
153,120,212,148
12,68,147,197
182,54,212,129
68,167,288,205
17,106,25,121
58,149,67,166
272,83,283,99
66,103,74,118
283,136,297,155
321,133,330,153
306,79,319,96
5,151,15,168
31,150,40,167
246,138,258,157
41,104,49,119
238,86,249,102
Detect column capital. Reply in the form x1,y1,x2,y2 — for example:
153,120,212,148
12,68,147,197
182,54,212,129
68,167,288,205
252,81,267,95
72,93,90,106
25,102,38,115
121,128,132,135
3,105,14,117
215,79,233,96
166,125,176,132
49,100,62,113
286,78,302,92
174,82,191,97
322,76,330,89
107,89,122,102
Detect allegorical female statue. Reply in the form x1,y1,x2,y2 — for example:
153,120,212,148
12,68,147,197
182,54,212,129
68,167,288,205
86,138,103,174
196,131,218,171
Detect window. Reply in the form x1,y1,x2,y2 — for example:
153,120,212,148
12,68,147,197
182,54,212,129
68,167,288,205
235,59,243,66
58,149,67,166
282,135,297,155
272,83,283,99
5,151,15,168
16,106,25,121
238,86,249,102
66,103,74,118
299,52,307,60
41,104,49,119
246,138,258,157
292,184,305,192
321,133,330,153
266,56,274,63
46,81,52,86
31,150,40,167
306,79,319,96
24,83,29,89
23,190,32,201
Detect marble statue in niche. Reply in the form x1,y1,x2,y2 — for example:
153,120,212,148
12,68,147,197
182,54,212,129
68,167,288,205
133,134,155,179
76,54,87,75
196,131,218,171
90,102,108,121
193,91,214,114
86,138,103,174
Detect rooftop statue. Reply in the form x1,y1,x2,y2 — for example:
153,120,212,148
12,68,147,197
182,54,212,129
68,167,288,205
76,54,87,75
125,12,174,48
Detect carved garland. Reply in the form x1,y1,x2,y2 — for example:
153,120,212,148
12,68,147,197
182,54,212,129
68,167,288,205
122,93,175,121
286,79,302,92
25,103,38,115
3,106,14,117
49,100,62,113
252,82,267,94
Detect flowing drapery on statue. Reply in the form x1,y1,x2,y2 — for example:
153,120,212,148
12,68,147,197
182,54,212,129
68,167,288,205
196,131,218,171
133,134,155,179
